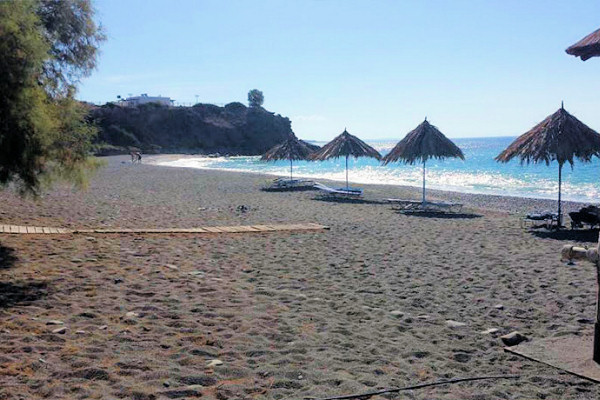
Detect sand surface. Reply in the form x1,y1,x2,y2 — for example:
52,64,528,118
0,155,599,399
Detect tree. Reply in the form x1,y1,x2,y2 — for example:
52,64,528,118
0,0,104,195
248,89,264,108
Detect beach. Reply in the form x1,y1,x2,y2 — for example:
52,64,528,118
0,155,599,399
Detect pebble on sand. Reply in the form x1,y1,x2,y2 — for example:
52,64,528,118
206,359,223,367
494,304,505,310
500,331,528,346
446,320,467,328
389,310,404,317
165,264,179,270
52,327,67,334
480,328,499,334
46,320,64,325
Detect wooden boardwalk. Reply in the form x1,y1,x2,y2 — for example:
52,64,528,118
0,223,327,235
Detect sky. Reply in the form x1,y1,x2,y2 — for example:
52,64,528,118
78,0,600,141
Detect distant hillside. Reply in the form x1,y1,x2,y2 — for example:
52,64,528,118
89,102,294,156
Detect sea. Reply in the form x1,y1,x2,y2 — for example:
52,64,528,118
153,137,600,203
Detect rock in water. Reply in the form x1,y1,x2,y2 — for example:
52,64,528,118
500,331,528,346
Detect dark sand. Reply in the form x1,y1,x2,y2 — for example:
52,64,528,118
0,155,598,399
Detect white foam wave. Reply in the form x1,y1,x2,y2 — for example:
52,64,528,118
151,156,600,203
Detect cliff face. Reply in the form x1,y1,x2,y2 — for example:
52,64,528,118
90,102,293,155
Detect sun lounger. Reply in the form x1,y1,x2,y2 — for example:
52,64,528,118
387,199,463,213
314,183,363,199
263,177,316,191
569,205,600,229
521,210,560,229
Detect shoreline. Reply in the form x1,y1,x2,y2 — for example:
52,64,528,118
145,154,590,215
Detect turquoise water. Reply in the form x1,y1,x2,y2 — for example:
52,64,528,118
154,137,600,203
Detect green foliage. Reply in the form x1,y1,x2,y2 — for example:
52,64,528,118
248,89,264,108
37,0,105,97
0,0,104,196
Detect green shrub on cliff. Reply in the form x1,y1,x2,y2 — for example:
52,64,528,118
248,89,264,108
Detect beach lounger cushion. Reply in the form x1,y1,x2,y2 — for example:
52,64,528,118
314,183,363,197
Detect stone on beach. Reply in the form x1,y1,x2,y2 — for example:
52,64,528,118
480,328,499,334
46,320,63,325
500,331,528,346
206,359,223,367
52,327,67,334
446,320,467,328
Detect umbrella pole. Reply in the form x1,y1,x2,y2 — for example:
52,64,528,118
290,159,293,181
346,155,349,190
558,163,563,228
422,160,426,204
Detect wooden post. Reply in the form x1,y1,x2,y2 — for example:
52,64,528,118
558,163,563,228
422,160,426,204
346,154,349,190
561,235,600,363
290,158,293,181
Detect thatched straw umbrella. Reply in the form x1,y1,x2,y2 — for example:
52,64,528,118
261,134,317,180
496,104,600,226
310,129,381,190
566,28,600,61
382,119,464,204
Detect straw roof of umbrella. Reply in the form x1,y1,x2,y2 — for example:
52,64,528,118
566,28,600,61
261,135,317,161
495,105,600,166
382,119,464,165
310,129,381,161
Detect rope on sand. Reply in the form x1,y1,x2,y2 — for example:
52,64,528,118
304,375,521,400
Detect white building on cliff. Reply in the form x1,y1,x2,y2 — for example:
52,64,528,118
121,94,173,107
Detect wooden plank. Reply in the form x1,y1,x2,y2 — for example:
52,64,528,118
214,226,239,233
251,225,276,232
226,226,255,233
237,226,260,232
266,225,288,231
202,227,224,233
0,223,326,235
